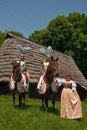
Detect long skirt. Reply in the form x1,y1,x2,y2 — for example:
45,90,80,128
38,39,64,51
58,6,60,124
60,88,82,119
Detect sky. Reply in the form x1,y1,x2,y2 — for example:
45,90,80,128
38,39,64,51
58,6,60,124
0,0,87,38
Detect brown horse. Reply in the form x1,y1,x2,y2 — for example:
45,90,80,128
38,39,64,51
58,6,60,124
37,56,59,111
10,61,29,107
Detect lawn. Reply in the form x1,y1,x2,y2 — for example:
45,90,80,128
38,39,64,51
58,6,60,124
0,95,87,130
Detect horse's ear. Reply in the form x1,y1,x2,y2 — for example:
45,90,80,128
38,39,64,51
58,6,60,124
51,55,54,61
56,57,59,61
19,60,21,64
12,60,16,65
41,61,43,65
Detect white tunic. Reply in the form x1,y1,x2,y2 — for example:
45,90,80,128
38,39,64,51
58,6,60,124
10,73,29,93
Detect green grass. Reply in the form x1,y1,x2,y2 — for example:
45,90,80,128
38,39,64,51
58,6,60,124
0,95,87,130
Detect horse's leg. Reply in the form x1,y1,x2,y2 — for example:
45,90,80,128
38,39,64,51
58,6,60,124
12,90,15,106
18,93,22,107
44,87,50,111
44,95,49,111
41,94,45,108
52,93,56,112
22,92,26,106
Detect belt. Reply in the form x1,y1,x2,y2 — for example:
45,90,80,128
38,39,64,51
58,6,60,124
64,86,72,89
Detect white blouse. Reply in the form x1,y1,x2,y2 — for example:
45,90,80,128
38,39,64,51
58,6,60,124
56,78,77,90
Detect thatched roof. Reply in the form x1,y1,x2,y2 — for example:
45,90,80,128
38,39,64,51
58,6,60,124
0,33,87,89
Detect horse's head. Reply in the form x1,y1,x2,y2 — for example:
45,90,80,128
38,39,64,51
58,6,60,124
45,56,59,84
12,61,22,82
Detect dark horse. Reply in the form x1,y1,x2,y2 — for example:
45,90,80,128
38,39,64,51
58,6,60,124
37,56,59,111
10,61,29,107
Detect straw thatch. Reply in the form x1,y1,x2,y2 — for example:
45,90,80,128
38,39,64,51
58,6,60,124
0,33,87,99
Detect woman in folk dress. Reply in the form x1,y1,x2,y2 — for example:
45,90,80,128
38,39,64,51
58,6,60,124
57,74,82,119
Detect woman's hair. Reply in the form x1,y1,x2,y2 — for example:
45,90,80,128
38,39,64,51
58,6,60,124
65,74,71,79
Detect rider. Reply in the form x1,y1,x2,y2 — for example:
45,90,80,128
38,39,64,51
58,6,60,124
19,54,30,84
37,46,53,91
38,46,53,81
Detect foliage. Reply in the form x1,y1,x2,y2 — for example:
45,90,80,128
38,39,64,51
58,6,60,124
9,30,24,38
29,29,47,45
0,95,87,130
0,31,6,47
46,16,75,53
29,12,87,79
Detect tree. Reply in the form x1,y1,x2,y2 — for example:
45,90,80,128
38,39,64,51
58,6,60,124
46,16,75,53
29,12,87,79
29,29,47,45
0,31,5,47
67,13,87,78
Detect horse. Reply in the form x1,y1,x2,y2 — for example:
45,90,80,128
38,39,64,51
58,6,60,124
9,61,29,107
37,56,59,112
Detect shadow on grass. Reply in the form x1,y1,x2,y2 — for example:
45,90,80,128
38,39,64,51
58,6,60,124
13,104,32,110
39,106,60,116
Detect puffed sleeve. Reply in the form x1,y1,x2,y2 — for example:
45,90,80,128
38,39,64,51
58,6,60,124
56,78,65,86
71,80,77,90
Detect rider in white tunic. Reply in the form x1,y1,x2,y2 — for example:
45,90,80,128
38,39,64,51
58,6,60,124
37,46,58,93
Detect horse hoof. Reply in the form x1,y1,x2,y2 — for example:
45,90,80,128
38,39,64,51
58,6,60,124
46,108,48,112
53,109,55,112
23,103,25,106
19,103,22,107
42,105,44,108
